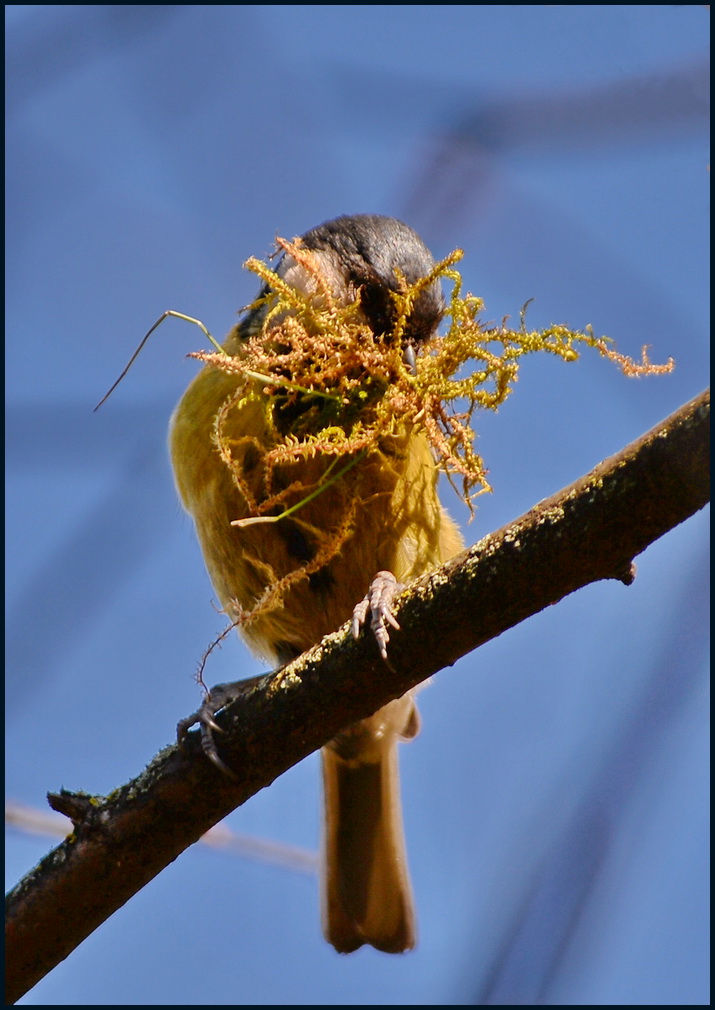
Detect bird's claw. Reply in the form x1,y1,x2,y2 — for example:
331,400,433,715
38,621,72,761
352,570,404,661
177,678,261,778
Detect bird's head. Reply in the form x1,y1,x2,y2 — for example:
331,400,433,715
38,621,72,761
271,214,444,371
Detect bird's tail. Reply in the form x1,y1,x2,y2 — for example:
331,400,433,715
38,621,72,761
320,694,419,954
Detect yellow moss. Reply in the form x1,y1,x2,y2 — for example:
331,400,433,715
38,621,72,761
191,237,672,528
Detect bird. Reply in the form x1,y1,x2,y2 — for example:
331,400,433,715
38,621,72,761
169,214,463,953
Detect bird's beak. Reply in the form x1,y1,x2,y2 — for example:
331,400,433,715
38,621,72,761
402,343,417,376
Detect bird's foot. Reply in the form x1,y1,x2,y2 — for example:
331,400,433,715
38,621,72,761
177,675,264,777
351,570,404,662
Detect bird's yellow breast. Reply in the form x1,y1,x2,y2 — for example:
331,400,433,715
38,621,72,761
170,355,463,664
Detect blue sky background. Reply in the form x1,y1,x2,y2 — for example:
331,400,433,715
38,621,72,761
6,6,709,1006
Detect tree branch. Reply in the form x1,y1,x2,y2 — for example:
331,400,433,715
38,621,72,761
5,389,709,1004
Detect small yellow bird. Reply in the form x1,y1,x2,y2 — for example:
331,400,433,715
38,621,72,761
170,214,463,953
